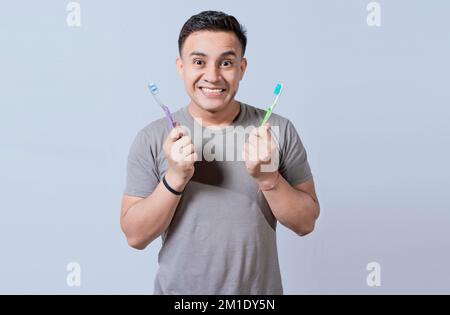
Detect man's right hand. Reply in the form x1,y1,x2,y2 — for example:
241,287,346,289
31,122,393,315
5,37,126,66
163,123,198,192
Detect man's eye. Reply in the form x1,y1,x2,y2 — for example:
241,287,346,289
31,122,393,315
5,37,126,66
221,60,233,67
193,60,204,66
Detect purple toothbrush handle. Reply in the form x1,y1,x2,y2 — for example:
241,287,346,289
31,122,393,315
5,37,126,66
162,105,176,128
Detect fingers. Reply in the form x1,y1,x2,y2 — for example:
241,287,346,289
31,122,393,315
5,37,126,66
170,133,196,162
177,135,192,147
170,124,193,150
248,129,270,149
250,123,271,139
185,151,198,163
182,143,195,156
243,141,262,162
245,123,275,163
168,123,188,142
260,123,270,134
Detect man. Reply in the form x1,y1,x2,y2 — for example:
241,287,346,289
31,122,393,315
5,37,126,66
121,11,320,295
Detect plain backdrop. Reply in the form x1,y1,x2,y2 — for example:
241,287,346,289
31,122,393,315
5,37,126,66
1,0,449,294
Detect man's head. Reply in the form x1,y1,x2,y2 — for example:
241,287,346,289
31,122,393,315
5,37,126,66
176,11,248,113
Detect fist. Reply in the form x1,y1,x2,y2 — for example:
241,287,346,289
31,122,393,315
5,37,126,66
242,123,280,182
163,123,198,189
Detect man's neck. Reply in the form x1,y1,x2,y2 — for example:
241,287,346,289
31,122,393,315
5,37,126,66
188,100,241,128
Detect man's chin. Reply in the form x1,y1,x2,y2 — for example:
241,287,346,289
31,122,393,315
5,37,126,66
194,99,229,113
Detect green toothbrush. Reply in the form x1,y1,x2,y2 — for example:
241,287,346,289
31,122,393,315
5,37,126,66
261,83,284,127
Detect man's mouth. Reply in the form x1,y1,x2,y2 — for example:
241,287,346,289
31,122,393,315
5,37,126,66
199,87,227,97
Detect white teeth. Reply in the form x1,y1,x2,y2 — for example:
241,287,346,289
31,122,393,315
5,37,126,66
201,88,224,93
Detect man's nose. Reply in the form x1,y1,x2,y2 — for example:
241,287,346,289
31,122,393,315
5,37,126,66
203,64,221,83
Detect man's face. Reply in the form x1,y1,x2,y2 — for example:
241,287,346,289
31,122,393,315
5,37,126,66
176,31,247,113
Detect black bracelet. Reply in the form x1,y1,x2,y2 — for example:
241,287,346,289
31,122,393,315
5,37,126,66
162,175,183,196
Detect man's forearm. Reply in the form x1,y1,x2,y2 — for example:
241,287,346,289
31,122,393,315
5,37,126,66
121,171,187,249
260,172,320,236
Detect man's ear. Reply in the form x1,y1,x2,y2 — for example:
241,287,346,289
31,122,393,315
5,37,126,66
240,57,248,80
176,57,184,80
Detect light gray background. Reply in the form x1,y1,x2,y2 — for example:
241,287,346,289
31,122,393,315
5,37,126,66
1,0,449,294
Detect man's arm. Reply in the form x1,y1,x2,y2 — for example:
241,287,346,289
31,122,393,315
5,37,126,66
243,123,320,236
121,125,197,250
258,174,320,236
120,170,188,250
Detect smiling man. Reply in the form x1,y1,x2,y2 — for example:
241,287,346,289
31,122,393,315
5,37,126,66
121,11,320,295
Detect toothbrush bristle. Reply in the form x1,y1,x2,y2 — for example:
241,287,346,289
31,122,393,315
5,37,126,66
148,83,159,95
274,83,283,95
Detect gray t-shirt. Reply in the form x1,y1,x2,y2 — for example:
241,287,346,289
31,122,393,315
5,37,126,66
124,102,313,294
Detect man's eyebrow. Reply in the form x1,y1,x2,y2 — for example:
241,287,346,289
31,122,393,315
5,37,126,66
190,51,207,57
189,51,238,58
220,50,237,57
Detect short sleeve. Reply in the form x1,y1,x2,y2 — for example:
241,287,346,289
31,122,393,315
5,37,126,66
278,120,313,186
123,130,160,198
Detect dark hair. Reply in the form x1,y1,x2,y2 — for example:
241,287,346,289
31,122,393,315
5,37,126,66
178,11,247,56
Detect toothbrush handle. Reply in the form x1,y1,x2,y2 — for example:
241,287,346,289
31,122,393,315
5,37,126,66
162,105,177,128
261,107,273,126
